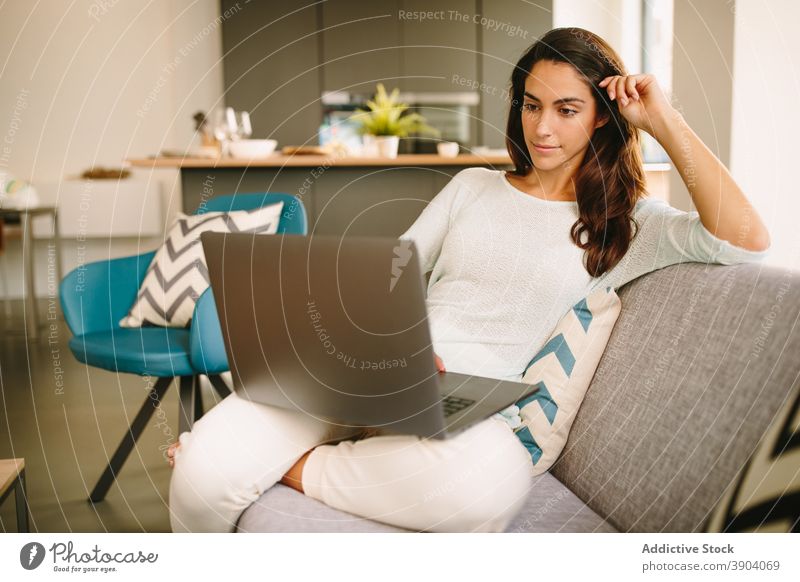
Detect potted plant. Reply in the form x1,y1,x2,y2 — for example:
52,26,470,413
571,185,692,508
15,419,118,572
349,84,440,158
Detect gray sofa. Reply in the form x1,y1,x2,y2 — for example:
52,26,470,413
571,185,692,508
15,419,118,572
237,262,799,532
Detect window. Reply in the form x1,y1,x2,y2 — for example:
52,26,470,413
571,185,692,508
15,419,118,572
640,0,673,163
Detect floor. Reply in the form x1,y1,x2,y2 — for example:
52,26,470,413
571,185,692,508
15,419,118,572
0,299,222,532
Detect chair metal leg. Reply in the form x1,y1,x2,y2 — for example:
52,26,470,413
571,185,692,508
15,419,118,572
208,374,232,399
88,377,172,503
193,376,204,422
178,376,197,435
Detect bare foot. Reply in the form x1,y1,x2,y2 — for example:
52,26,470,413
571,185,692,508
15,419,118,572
167,442,180,468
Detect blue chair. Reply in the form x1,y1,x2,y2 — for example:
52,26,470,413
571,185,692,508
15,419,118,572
59,193,307,502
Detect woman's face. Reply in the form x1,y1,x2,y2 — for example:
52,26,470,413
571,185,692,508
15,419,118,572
520,60,607,174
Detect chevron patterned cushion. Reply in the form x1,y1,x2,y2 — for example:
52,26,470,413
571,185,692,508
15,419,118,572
514,286,621,475
120,202,284,328
704,383,800,532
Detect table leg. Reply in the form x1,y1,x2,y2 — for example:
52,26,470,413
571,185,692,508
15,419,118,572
15,469,29,533
0,219,8,319
21,213,38,340
52,209,63,284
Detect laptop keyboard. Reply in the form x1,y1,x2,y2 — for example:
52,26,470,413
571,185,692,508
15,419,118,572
441,395,476,417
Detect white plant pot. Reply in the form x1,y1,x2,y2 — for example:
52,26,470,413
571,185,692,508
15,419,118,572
361,134,379,157
363,134,399,158
376,135,400,158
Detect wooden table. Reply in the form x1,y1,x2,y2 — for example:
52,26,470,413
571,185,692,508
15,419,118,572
0,458,29,532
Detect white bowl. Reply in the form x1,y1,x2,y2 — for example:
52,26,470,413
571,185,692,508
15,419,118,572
437,142,460,158
228,139,278,159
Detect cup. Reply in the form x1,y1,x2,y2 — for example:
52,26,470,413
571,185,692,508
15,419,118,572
437,141,460,157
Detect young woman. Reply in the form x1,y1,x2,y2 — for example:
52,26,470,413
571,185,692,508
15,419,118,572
168,28,770,532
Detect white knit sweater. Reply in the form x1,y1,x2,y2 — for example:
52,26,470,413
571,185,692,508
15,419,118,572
400,167,770,382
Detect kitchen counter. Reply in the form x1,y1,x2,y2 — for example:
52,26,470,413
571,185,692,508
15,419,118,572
127,153,515,168
129,154,670,237
128,153,517,237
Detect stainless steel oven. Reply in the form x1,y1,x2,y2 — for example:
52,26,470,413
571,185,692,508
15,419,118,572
321,91,479,154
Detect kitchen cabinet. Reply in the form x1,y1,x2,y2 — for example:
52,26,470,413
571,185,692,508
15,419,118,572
321,0,403,94
311,168,454,237
220,0,321,148
398,0,477,93
320,0,478,94
479,0,553,148
33,180,162,238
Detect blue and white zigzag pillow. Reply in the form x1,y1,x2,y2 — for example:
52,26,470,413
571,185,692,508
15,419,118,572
509,286,621,475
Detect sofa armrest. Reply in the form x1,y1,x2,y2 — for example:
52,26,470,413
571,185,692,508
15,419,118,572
552,263,800,532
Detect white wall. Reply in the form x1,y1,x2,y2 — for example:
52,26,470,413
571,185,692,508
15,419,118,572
668,0,735,213
0,0,224,298
553,0,642,72
730,0,800,270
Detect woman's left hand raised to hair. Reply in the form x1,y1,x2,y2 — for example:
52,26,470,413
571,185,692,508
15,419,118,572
598,74,675,136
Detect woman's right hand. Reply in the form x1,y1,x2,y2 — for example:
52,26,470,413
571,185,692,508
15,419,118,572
434,353,446,373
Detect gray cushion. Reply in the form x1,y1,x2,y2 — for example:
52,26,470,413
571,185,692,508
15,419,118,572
505,473,617,532
236,484,409,533
552,262,800,532
237,473,615,533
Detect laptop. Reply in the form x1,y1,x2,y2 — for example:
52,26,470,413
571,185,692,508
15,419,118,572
200,231,538,439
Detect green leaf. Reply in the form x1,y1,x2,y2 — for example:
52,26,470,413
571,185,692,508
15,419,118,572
346,83,440,138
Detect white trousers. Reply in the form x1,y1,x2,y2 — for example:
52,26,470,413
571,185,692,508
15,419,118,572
169,392,533,532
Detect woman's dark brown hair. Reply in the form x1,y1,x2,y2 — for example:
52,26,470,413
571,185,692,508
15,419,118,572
505,27,646,277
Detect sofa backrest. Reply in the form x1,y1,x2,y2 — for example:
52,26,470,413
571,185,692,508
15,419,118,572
551,262,799,532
